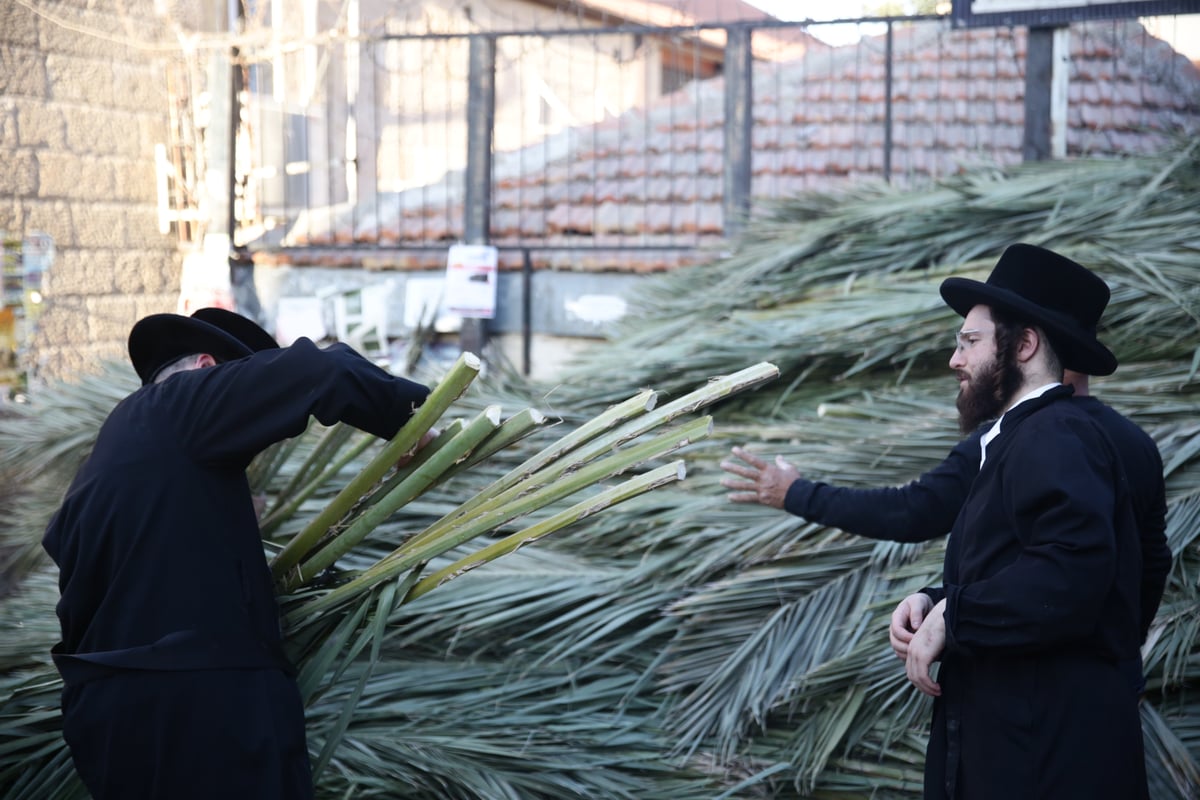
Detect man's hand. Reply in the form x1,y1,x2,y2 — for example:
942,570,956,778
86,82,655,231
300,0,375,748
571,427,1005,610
396,429,438,470
719,446,799,509
889,592,934,661
906,598,947,697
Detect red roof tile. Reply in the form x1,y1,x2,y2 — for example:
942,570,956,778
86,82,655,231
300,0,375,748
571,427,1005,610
280,19,1200,273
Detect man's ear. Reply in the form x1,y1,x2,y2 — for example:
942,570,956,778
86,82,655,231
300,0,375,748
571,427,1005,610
196,353,218,369
1016,327,1041,364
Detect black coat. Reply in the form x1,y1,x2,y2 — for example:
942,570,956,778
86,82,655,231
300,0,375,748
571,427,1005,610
924,386,1146,800
784,394,1170,639
42,338,428,799
784,428,982,543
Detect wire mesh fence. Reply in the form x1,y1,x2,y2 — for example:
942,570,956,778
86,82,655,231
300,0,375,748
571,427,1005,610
233,12,1200,270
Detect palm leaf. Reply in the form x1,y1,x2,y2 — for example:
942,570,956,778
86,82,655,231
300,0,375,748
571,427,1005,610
4,141,1200,798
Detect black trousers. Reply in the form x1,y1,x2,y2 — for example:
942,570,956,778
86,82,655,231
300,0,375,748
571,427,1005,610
62,668,313,800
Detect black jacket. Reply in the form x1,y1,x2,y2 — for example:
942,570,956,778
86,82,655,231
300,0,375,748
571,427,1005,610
922,386,1146,799
43,338,429,684
783,393,1170,639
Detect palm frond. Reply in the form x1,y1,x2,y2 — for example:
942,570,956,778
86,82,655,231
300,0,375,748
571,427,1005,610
4,141,1200,798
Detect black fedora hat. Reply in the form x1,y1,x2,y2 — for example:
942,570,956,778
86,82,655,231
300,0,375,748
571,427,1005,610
128,312,254,385
190,307,279,352
940,243,1117,376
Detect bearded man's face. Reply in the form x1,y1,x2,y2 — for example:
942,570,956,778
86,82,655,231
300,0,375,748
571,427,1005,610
955,354,1009,433
950,306,1022,434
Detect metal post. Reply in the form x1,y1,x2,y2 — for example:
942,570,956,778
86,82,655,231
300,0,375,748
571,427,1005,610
461,35,496,356
1049,26,1070,160
225,10,241,243
722,25,753,238
226,2,263,322
883,21,894,182
522,248,532,377
1023,26,1056,161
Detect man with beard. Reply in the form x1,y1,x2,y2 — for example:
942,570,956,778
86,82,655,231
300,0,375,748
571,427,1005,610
721,244,1159,798
719,255,1168,656
906,245,1147,799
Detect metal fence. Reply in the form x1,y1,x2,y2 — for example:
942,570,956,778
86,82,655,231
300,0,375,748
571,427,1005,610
231,12,1200,271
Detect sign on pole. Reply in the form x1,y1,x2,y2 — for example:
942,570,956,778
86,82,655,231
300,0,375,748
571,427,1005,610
444,243,498,319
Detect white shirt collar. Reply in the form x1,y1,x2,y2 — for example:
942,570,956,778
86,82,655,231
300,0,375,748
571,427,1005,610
979,382,1061,467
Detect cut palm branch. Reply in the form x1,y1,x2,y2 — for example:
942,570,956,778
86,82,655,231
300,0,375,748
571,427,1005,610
269,351,483,579
263,362,773,782
282,415,716,625
281,405,504,590
265,361,775,611
405,460,688,601
257,425,375,538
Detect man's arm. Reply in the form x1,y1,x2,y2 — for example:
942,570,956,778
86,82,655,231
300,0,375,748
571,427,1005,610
721,430,982,543
1135,453,1170,641
166,339,429,464
1083,400,1171,642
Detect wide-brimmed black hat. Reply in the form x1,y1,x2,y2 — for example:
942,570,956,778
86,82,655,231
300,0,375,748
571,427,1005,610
940,243,1117,376
190,307,279,353
129,311,257,385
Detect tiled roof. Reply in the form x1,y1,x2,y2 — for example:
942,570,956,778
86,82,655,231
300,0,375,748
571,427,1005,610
274,19,1200,274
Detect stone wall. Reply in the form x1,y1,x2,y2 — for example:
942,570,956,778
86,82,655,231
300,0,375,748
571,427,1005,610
0,0,183,382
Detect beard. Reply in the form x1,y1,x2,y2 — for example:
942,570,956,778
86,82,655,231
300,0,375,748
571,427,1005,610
955,349,1022,434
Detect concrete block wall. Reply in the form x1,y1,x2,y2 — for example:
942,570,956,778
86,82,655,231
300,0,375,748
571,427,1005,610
0,0,182,382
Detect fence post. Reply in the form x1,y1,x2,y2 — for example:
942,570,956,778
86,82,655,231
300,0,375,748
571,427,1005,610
1023,25,1067,161
883,21,894,183
226,1,265,322
723,24,753,238
522,248,532,376
462,34,496,357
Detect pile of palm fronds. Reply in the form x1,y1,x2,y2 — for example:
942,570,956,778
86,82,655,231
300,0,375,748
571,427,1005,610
2,138,1199,799
0,348,774,798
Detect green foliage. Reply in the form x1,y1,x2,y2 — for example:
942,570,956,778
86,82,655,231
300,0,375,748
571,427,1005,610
2,141,1200,798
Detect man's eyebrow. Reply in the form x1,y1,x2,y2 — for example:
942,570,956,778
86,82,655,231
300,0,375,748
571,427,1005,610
958,328,982,335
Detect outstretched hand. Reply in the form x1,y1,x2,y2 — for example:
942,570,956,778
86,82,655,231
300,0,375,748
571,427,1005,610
719,446,800,509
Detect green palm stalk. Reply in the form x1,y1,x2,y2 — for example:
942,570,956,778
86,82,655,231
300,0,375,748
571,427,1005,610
280,405,503,590
282,414,717,626
270,351,482,579
259,427,405,539
406,459,688,601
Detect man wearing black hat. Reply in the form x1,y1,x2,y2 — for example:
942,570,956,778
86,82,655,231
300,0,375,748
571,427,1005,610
898,244,1148,799
719,341,1168,662
721,244,1158,798
42,308,430,800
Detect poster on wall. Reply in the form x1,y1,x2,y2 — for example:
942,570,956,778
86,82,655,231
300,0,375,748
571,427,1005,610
2,234,22,309
177,234,235,314
22,232,53,316
444,244,498,319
